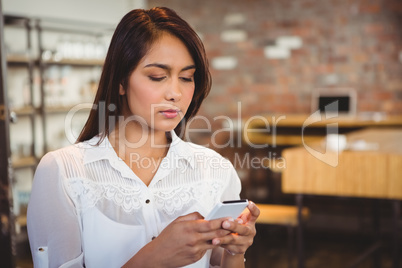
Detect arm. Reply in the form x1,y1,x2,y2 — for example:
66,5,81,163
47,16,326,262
27,153,84,268
216,201,260,268
210,160,250,267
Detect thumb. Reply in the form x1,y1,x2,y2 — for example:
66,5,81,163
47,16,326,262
239,201,260,224
247,201,260,223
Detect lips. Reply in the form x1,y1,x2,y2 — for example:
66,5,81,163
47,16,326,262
160,109,180,119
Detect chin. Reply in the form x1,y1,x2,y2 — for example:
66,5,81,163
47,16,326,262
150,122,180,133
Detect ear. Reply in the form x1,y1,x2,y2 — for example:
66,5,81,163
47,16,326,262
119,84,126,95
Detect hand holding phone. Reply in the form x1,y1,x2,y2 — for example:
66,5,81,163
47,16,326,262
205,199,248,220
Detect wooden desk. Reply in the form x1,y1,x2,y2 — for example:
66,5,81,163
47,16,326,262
282,128,402,199
244,114,402,146
281,128,402,268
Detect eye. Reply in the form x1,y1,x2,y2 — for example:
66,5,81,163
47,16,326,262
180,77,194,82
149,76,166,82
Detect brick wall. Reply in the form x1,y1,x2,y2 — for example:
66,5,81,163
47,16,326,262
148,0,402,120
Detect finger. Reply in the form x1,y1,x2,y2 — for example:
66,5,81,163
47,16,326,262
197,217,232,233
197,220,232,244
175,212,204,222
218,232,252,254
221,219,250,236
238,210,249,224
238,201,260,224
207,228,233,246
246,201,260,223
213,231,236,246
187,226,231,249
216,232,246,248
177,217,232,244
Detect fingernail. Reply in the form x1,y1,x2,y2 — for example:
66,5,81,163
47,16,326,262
236,218,243,224
223,221,231,229
212,239,220,245
228,217,234,222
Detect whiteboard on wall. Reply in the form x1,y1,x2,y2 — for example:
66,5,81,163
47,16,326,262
2,0,146,24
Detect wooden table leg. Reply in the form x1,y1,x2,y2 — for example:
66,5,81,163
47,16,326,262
296,194,305,268
372,199,381,268
393,200,400,268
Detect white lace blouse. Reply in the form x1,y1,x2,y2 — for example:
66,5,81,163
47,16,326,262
27,131,241,268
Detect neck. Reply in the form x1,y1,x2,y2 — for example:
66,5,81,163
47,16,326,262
109,121,170,160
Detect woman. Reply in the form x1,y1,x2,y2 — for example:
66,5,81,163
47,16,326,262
27,7,259,268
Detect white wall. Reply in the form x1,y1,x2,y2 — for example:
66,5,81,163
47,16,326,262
2,0,146,24
2,0,149,218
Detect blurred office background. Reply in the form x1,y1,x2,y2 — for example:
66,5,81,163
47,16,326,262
0,0,401,267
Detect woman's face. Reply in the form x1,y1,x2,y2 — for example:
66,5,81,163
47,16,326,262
120,33,195,134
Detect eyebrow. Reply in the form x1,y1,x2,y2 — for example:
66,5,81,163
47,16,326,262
144,63,196,72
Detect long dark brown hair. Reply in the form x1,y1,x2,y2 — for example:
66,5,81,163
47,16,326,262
77,7,211,143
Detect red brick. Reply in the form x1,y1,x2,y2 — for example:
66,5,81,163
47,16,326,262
359,4,381,14
315,64,335,73
372,91,394,101
228,86,243,94
382,101,402,114
364,24,384,35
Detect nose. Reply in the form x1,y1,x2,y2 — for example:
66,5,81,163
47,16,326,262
165,79,182,102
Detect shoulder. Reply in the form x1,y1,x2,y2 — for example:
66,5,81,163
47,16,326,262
36,143,85,174
43,143,83,161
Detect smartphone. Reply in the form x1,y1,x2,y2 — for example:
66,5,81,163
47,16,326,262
205,199,248,220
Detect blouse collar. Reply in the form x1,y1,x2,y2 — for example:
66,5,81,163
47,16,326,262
81,131,196,169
